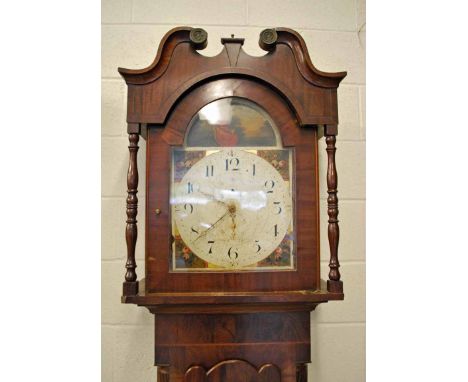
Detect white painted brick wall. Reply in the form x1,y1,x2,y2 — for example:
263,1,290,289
102,1,366,381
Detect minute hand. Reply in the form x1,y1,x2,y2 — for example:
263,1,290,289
194,210,230,242
197,189,227,206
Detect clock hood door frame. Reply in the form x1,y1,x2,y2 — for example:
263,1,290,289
146,78,319,293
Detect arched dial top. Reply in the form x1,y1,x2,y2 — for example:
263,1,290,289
172,149,293,269
186,97,280,148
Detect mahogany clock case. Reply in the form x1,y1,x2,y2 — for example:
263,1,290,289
117,26,347,382
119,26,345,308
147,77,320,293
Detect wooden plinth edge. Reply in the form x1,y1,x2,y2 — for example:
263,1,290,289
122,279,343,313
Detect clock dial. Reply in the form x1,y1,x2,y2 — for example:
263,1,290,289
172,149,293,268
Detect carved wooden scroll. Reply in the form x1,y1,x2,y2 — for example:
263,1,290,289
325,127,343,293
123,131,139,296
184,361,281,382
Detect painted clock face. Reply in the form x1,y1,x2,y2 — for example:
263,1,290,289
172,148,293,269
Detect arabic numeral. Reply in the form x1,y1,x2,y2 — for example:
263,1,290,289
255,240,261,253
225,158,240,171
208,240,215,254
228,247,239,259
265,180,275,193
273,201,282,214
175,203,193,215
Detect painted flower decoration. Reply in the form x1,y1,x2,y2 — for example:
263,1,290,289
182,246,191,260
274,247,282,260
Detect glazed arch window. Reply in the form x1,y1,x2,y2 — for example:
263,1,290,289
185,97,281,148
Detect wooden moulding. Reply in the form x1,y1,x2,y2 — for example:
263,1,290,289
122,280,343,314
118,26,346,128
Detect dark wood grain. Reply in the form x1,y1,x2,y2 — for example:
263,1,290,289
119,27,345,127
123,132,139,296
325,131,343,293
117,26,347,381
122,279,342,314
185,360,281,382
158,366,170,382
296,364,308,382
155,312,309,382
147,78,319,293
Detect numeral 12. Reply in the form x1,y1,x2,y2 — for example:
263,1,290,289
225,158,240,171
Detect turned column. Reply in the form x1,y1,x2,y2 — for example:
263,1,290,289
325,125,343,293
123,126,140,296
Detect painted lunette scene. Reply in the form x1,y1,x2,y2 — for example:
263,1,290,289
171,148,295,271
170,97,296,271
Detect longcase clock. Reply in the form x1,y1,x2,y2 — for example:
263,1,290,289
118,27,346,382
